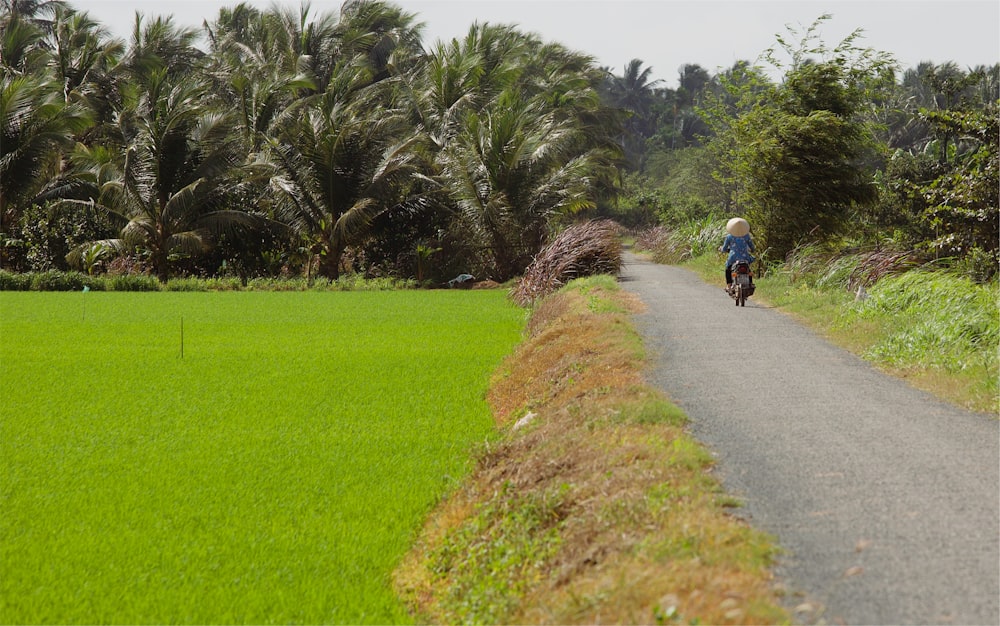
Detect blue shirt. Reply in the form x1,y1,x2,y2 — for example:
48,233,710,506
722,234,755,265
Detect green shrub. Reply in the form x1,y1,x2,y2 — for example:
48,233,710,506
0,272,420,293
29,270,87,291
0,271,32,291
164,277,210,291
109,274,160,292
80,276,107,291
634,218,725,266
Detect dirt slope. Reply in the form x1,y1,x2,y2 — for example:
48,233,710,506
621,253,999,625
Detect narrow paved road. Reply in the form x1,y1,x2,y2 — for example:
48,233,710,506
620,253,999,625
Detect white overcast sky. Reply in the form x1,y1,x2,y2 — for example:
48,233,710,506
68,0,1000,87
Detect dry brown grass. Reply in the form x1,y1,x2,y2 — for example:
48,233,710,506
393,276,790,625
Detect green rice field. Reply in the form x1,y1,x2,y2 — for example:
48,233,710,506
0,291,524,624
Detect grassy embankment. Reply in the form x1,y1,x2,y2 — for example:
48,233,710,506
0,290,523,624
395,276,790,624
681,253,998,415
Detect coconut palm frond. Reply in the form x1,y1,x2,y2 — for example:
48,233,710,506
196,209,270,239
0,74,91,228
333,197,379,242
161,177,208,229
121,217,156,247
164,230,208,258
65,237,125,269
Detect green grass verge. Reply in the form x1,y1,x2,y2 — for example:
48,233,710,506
0,291,524,624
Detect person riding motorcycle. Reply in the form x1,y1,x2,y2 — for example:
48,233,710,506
721,217,755,293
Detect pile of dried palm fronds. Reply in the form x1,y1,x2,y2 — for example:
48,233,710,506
633,226,671,252
511,220,622,306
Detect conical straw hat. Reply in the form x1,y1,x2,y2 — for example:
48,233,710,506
726,217,750,236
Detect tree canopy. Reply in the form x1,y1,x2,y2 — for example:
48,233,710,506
2,5,997,282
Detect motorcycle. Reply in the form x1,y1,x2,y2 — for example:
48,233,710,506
727,260,755,307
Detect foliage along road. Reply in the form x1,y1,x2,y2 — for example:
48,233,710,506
620,253,999,625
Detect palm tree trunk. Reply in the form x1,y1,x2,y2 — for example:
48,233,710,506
317,242,344,280
152,250,170,283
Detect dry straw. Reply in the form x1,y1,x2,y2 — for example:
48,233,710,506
511,220,623,306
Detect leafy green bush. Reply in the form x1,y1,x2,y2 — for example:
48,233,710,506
681,216,727,258
325,275,416,291
29,270,87,291
109,274,160,292
0,271,32,291
778,244,921,291
0,271,425,293
165,277,235,291
245,277,310,291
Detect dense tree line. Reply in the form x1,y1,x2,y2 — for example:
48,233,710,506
3,4,997,283
1,0,623,282
607,18,998,280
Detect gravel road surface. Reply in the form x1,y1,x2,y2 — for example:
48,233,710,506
620,253,999,625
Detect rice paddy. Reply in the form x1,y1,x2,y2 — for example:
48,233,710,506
0,290,524,624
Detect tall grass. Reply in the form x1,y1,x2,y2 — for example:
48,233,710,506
846,271,998,375
634,217,725,264
0,291,523,624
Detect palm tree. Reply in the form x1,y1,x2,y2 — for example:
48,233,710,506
46,5,123,103
203,4,315,154
334,0,423,81
403,22,538,153
404,22,622,280
437,88,615,281
404,37,484,149
205,0,421,144
612,58,660,120
1,9,47,76
0,73,91,235
121,12,203,84
68,69,255,281
266,69,423,279
212,0,420,98
605,58,661,166
0,0,66,33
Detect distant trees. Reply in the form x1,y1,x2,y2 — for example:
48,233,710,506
864,61,999,278
604,58,660,167
1,1,623,282
616,15,998,280
690,18,892,260
2,3,997,283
